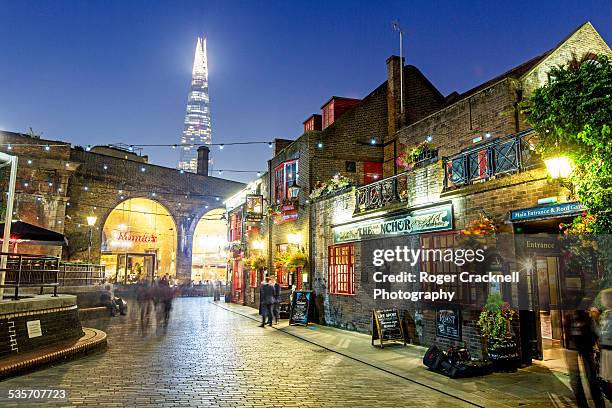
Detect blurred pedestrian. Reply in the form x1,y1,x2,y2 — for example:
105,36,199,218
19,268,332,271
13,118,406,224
565,292,604,407
259,277,275,327
136,282,153,333
100,284,117,316
599,288,612,401
272,278,281,324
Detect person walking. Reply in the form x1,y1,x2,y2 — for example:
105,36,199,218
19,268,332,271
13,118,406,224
565,293,604,408
272,278,281,324
259,277,275,327
599,288,612,401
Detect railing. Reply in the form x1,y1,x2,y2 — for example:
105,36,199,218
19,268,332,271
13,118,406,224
442,129,539,190
354,151,438,214
59,262,106,286
354,172,410,214
0,252,60,300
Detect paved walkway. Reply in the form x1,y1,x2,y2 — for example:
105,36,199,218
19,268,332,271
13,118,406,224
0,298,476,407
217,301,608,408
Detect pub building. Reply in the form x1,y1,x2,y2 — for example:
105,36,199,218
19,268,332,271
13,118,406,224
308,22,611,365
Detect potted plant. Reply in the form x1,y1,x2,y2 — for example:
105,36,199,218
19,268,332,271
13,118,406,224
396,141,435,170
309,174,354,200
476,293,520,371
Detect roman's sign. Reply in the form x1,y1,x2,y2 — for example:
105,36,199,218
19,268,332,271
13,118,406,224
333,204,452,244
116,232,158,243
510,201,584,222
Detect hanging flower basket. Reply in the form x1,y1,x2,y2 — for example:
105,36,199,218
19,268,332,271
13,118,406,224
249,255,267,271
287,251,308,269
462,214,497,236
309,174,354,200
396,141,435,170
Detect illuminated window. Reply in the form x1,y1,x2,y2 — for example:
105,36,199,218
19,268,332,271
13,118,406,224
328,244,355,295
274,160,298,203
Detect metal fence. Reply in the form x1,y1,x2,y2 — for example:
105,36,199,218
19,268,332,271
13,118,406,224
0,252,60,300
58,262,106,286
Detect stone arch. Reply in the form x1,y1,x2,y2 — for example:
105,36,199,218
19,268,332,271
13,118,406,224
99,197,178,283
190,208,227,283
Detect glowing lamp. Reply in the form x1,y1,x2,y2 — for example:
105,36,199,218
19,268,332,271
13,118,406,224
252,240,265,250
86,216,97,226
545,157,573,179
287,233,302,245
288,180,301,199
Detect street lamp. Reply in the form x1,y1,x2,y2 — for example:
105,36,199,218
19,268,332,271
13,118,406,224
288,180,301,200
86,216,97,264
545,157,573,179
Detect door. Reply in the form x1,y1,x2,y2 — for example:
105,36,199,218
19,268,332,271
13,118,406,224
533,255,564,360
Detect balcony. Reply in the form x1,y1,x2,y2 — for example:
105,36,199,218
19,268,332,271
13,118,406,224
354,172,409,214
442,129,539,190
354,149,438,215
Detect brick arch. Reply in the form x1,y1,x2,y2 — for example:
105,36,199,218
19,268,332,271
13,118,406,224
97,196,179,279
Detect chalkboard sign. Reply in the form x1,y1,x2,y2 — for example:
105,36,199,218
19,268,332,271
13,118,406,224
371,308,406,348
289,291,312,326
436,306,461,340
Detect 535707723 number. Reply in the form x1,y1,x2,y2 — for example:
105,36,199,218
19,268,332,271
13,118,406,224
6,389,67,399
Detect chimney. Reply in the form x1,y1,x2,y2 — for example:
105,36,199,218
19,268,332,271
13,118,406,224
197,145,210,176
386,55,405,138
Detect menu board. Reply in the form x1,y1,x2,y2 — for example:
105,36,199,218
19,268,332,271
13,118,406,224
436,306,461,340
371,308,405,347
289,291,312,326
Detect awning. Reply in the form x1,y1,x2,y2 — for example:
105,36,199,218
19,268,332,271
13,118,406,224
0,220,68,246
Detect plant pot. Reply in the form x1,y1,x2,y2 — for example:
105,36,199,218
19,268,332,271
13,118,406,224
486,337,520,372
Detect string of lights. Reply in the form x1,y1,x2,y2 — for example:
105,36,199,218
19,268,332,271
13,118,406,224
0,140,275,149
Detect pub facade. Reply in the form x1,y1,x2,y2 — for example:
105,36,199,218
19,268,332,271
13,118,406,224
310,22,611,363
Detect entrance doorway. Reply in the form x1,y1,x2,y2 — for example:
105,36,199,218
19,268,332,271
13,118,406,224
102,252,157,284
514,217,574,365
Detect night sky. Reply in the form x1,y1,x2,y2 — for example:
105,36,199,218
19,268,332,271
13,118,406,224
1,0,610,182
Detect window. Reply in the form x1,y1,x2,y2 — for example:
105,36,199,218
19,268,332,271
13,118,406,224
229,212,242,242
273,160,298,203
363,162,383,184
420,232,486,306
328,244,355,295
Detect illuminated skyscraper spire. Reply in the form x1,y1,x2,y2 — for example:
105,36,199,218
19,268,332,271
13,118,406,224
178,37,212,172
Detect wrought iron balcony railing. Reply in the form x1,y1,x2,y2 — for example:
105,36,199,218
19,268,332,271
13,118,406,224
354,172,410,214
442,129,539,190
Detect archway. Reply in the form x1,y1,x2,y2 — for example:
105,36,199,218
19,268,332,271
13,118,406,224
100,198,177,284
191,208,227,283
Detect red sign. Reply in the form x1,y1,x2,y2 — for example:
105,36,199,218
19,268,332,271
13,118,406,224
117,232,158,243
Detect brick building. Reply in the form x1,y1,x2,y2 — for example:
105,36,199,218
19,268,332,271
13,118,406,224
0,131,243,283
310,22,611,363
230,58,447,310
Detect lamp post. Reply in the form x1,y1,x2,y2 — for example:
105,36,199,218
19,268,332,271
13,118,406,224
0,152,18,300
86,216,97,265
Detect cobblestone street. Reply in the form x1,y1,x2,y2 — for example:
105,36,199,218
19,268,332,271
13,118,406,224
0,298,473,407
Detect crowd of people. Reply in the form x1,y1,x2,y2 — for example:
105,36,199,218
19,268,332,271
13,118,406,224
134,274,177,332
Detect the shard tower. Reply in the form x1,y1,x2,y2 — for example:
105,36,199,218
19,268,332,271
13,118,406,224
178,37,211,173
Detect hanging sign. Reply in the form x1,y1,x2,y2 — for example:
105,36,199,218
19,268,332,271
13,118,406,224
245,194,264,223
333,204,452,244
289,290,312,326
371,308,406,348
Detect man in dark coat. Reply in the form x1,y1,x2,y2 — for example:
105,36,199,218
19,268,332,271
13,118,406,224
259,277,275,327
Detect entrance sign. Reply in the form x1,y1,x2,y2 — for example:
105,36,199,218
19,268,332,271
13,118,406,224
333,204,452,244
510,202,583,222
436,306,461,340
289,290,312,326
245,194,264,223
371,308,406,347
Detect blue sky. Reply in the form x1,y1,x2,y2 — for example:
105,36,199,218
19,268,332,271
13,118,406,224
0,0,610,182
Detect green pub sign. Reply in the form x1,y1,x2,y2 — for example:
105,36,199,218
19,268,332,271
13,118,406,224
333,204,453,244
